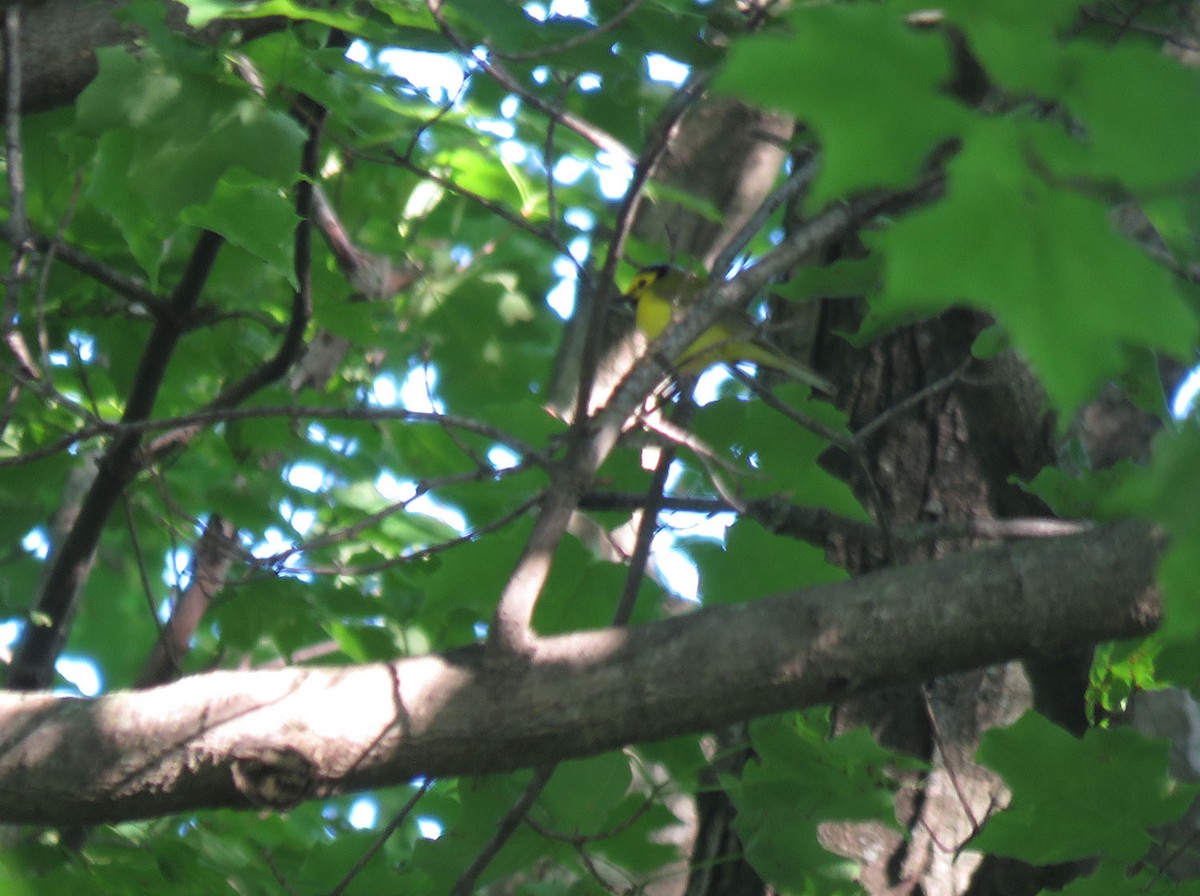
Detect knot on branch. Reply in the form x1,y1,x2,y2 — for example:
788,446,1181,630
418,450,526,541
230,747,318,811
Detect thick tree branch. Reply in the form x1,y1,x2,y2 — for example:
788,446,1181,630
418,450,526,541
2,2,286,114
0,2,37,382
0,520,1162,826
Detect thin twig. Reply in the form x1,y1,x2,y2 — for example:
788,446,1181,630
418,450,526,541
727,371,891,558
0,220,165,313
921,686,981,833
426,0,634,164
581,493,1088,548
573,847,624,894
5,228,224,691
734,359,972,561
613,396,695,624
329,779,433,896
35,173,84,371
258,463,531,570
543,73,574,241
65,330,101,416
450,766,556,896
1079,5,1200,51
376,147,572,257
0,401,547,468
854,359,969,443
400,67,472,163
495,0,649,61
260,849,301,896
422,358,488,468
851,449,896,561
731,368,847,445
123,496,171,669
292,492,542,578
637,409,755,479
3,367,107,430
711,155,821,278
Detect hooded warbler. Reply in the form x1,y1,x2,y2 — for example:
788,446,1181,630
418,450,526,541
623,264,834,395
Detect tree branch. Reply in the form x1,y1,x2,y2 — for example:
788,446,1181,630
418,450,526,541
425,0,634,164
0,520,1162,825
135,515,238,688
3,2,287,114
0,3,38,382
5,228,224,690
0,402,547,469
0,221,166,313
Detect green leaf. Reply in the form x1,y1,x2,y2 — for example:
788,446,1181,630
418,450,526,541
181,0,372,30
325,621,401,662
416,519,531,641
774,256,883,303
76,46,305,282
727,715,911,891
1054,859,1200,896
714,4,966,200
209,576,319,654
532,535,627,634
689,386,860,510
539,753,633,832
974,712,1196,864
961,11,1200,191
180,171,298,286
871,120,1197,410
1102,425,1200,680
1022,463,1136,519
685,518,843,606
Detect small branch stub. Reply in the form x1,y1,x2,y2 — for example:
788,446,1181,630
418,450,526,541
230,747,319,811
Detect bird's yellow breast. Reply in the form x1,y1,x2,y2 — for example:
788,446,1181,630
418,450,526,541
633,287,675,341
621,265,835,393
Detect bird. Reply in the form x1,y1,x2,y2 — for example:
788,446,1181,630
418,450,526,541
622,264,835,395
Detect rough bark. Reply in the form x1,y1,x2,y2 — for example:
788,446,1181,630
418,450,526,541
3,1,283,114
0,520,1162,826
812,299,1066,894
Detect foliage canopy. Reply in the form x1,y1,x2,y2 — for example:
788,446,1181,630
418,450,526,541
1,0,1199,894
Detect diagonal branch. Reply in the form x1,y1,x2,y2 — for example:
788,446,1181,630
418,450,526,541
144,92,328,461
5,228,224,691
486,177,940,657
425,0,634,164
136,516,238,688
0,221,166,313
483,74,709,657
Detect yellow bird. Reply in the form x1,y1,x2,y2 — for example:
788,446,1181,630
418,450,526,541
623,264,835,395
